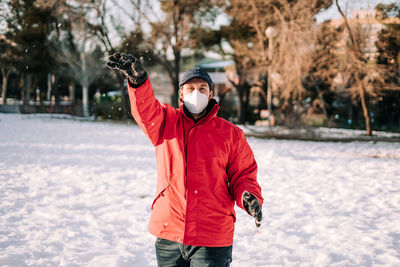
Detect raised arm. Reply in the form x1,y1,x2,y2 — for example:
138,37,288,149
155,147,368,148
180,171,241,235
106,53,166,146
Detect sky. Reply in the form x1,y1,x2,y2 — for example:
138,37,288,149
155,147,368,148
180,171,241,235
106,0,399,55
316,0,398,22
0,0,397,57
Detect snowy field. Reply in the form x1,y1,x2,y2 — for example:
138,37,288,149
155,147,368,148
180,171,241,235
1,113,400,267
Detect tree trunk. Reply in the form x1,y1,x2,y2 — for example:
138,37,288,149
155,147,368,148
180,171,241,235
80,50,90,117
218,87,233,108
23,74,31,105
69,83,75,104
238,89,243,123
53,76,60,111
47,73,52,102
82,84,89,117
267,70,272,114
171,52,181,108
1,75,8,105
170,76,180,108
116,72,128,120
359,85,372,136
238,83,250,124
239,96,246,124
313,80,328,118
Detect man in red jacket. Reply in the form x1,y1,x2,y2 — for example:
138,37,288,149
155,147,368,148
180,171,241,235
106,53,263,267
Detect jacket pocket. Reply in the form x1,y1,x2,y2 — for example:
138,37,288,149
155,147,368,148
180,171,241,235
214,195,236,223
151,184,169,210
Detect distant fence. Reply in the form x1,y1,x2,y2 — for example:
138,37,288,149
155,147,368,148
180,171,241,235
1,101,86,116
0,104,20,113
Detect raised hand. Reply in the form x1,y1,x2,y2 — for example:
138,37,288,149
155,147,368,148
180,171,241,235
106,53,147,87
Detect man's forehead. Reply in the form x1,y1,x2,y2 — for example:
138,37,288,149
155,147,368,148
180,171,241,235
184,78,209,86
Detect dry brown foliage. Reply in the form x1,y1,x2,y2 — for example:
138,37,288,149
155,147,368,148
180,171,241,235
334,0,384,135
226,0,332,107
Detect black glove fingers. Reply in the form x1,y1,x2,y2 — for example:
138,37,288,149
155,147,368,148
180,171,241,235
132,62,145,76
243,191,263,227
247,201,255,216
131,63,140,76
255,214,262,227
254,202,261,213
121,53,135,63
253,203,262,218
106,52,147,87
106,54,125,70
110,53,129,69
249,198,257,208
255,210,262,221
105,61,119,69
254,201,262,227
107,54,119,62
125,68,135,78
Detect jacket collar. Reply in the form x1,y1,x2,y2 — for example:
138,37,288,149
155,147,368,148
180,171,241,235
179,98,219,124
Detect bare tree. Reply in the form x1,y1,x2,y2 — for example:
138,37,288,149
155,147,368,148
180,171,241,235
40,0,133,118
0,5,14,104
271,1,317,105
375,3,400,91
83,0,132,119
214,0,332,123
335,0,384,136
306,21,344,119
48,2,104,117
0,35,20,104
114,0,219,106
210,0,276,123
5,0,61,107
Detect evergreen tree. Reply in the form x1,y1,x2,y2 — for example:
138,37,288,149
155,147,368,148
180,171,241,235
5,0,59,103
375,3,400,130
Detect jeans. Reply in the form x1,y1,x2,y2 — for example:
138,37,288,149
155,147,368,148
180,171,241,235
155,237,232,267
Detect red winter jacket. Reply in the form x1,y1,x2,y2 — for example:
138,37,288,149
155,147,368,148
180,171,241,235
128,78,263,247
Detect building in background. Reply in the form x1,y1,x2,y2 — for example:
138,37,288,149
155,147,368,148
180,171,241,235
330,9,400,62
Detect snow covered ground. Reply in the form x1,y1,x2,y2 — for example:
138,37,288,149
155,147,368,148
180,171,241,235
1,113,400,267
240,124,400,142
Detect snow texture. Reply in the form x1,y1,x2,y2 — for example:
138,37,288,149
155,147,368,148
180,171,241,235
1,113,400,266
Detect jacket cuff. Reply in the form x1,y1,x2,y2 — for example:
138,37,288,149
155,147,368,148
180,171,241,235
235,185,264,211
235,187,247,210
127,74,148,88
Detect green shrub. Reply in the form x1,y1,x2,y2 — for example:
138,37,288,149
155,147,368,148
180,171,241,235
92,95,125,120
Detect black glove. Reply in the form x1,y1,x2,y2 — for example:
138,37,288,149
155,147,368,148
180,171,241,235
106,53,148,87
243,191,262,227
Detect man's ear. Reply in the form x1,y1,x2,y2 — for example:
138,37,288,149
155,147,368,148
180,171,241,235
209,89,213,100
178,88,184,101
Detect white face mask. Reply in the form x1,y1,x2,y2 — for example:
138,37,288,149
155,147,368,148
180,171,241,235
183,89,209,114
